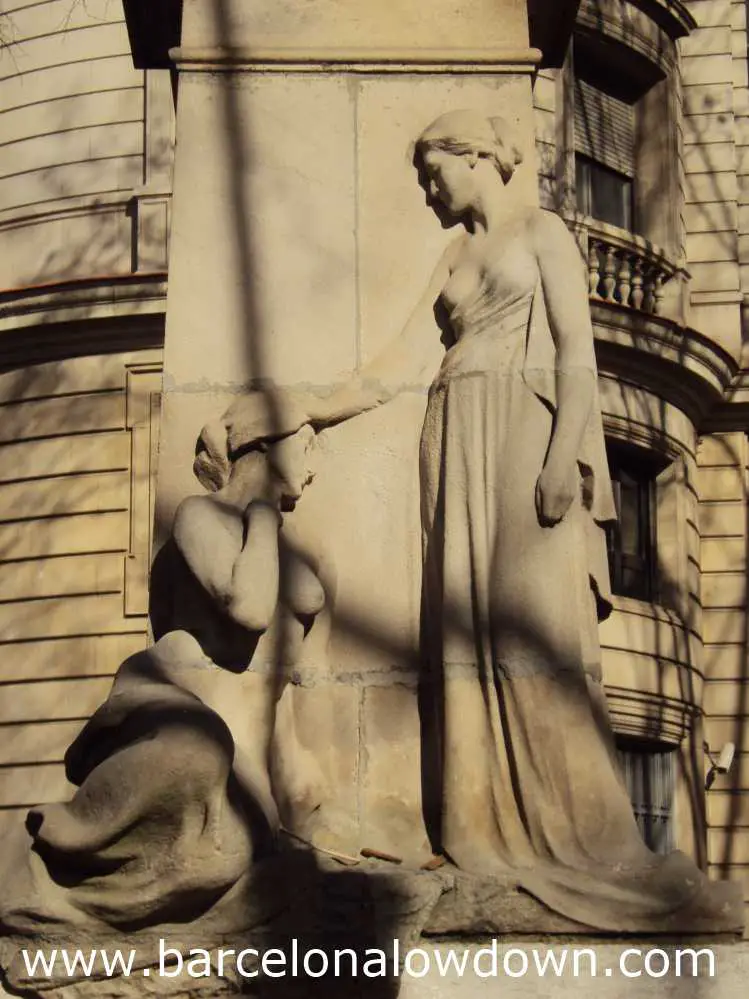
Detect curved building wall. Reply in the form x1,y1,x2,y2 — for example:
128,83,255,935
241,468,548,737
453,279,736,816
530,0,749,911
0,0,153,287
0,1,170,832
0,353,162,818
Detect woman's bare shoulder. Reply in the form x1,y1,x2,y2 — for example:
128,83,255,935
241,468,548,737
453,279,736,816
524,208,575,249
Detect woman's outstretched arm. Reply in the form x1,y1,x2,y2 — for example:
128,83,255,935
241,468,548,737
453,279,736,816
309,236,464,427
532,211,598,526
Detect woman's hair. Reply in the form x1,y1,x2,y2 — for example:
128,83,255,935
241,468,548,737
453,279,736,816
416,109,523,184
193,387,311,492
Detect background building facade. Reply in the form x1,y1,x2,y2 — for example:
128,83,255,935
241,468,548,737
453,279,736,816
532,0,749,902
0,0,171,825
1,0,749,927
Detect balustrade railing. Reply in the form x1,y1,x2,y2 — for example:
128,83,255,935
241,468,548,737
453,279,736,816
566,216,680,317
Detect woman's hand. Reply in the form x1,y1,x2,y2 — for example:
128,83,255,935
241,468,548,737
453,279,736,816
303,393,335,429
535,459,579,527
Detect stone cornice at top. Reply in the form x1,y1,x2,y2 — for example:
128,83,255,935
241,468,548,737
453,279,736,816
576,0,694,81
124,0,580,70
628,0,696,39
577,0,696,45
168,45,544,73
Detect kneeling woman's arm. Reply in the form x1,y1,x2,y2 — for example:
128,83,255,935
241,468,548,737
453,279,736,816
173,494,282,632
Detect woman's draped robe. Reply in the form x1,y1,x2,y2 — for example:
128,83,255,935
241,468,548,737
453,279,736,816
419,254,738,930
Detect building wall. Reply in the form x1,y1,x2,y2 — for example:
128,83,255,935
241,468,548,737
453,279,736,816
699,431,749,894
0,0,173,291
0,351,161,836
530,0,749,921
681,0,743,357
0,2,171,837
533,66,561,211
0,0,142,287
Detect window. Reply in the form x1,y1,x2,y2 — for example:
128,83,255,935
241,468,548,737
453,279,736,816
564,5,686,270
575,156,633,231
617,742,675,855
574,76,636,231
605,443,657,601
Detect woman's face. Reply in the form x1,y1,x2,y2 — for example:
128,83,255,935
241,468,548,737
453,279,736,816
421,147,477,217
267,425,317,509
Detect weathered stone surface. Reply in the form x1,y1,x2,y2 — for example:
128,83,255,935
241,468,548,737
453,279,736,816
424,870,593,936
3,852,742,998
425,866,744,938
360,684,431,867
1,848,447,999
181,0,530,54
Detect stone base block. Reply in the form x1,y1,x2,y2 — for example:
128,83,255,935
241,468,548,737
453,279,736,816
1,849,743,998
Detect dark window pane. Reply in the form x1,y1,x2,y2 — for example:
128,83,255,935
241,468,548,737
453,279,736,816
605,444,658,601
618,477,641,557
575,155,633,232
617,745,675,855
575,157,592,217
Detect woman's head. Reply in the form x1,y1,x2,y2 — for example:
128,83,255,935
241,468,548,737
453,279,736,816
194,388,316,500
416,110,523,184
415,110,523,218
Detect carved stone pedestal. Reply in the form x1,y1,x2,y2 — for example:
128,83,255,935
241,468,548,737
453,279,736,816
1,840,742,998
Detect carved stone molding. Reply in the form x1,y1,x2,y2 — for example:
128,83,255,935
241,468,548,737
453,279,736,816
606,686,697,743
126,0,582,72
0,308,164,368
704,373,749,432
592,302,738,427
169,46,544,74
0,276,167,331
575,0,693,83
627,0,696,40
601,595,704,745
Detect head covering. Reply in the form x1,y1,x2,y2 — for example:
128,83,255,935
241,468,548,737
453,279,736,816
194,387,311,492
416,109,524,184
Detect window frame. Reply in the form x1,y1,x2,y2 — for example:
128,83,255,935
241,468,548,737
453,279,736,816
575,153,635,233
605,441,662,603
616,738,676,855
562,25,682,260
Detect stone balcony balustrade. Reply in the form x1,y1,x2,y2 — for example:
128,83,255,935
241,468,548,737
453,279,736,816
566,215,681,317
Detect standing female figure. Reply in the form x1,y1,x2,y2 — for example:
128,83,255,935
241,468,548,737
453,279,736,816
312,109,738,930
